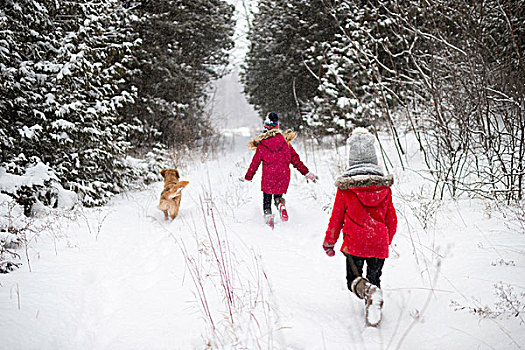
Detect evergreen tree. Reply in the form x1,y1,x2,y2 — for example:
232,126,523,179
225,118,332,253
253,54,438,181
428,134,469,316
304,2,377,133
39,0,140,206
302,0,409,134
1,0,236,208
122,0,235,148
242,0,340,130
0,0,58,166
1,0,140,207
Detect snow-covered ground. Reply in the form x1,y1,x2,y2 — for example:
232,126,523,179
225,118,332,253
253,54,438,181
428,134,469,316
2,1,524,348
1,126,524,349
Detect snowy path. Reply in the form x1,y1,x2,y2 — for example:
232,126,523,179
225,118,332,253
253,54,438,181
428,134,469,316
2,130,524,349
4,0,524,346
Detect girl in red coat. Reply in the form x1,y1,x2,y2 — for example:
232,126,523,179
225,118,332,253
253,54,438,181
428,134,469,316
244,112,317,228
323,127,397,326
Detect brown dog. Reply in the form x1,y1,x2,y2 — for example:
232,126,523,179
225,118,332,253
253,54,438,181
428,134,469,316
158,168,189,220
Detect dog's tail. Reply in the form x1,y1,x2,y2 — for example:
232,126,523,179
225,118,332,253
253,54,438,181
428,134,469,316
167,189,183,200
173,181,189,197
162,181,190,201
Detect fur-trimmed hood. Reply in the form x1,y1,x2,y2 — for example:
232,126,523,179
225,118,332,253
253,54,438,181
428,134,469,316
249,129,297,150
335,173,394,190
336,173,394,207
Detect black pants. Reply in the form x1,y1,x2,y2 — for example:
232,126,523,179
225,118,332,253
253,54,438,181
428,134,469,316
263,192,283,215
345,253,385,289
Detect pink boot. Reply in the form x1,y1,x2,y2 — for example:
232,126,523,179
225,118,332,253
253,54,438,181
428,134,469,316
278,202,288,222
264,214,274,229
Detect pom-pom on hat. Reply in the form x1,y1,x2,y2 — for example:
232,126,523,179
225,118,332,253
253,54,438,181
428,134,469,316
264,112,279,130
347,127,378,167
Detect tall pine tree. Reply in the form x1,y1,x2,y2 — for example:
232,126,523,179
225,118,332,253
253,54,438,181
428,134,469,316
242,0,340,130
1,0,140,207
0,0,58,167
303,0,403,133
41,0,140,205
121,0,235,148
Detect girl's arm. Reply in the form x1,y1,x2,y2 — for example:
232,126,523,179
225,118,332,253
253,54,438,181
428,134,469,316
385,190,397,244
290,145,309,175
245,146,263,180
324,189,346,246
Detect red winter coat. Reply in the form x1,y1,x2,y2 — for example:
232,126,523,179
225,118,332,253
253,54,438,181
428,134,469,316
245,131,309,194
324,174,397,259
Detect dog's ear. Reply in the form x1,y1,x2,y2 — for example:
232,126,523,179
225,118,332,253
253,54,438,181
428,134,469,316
160,169,168,178
174,169,180,178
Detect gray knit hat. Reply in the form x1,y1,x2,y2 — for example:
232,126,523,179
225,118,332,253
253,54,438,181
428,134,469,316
348,127,378,166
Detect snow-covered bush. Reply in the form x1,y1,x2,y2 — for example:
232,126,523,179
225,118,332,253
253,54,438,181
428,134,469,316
504,203,525,236
0,196,23,273
124,144,172,189
0,193,56,274
0,160,75,273
451,282,525,324
484,199,525,236
400,186,442,230
367,1,524,202
0,160,78,214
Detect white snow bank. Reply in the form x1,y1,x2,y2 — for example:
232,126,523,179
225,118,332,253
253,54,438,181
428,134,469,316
0,162,55,192
0,163,77,210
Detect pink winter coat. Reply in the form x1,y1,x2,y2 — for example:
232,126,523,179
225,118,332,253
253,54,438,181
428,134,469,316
324,174,397,259
245,132,309,194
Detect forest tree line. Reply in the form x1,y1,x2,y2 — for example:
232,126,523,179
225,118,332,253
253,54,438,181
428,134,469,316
1,0,524,212
0,0,235,207
243,0,524,201
1,0,523,273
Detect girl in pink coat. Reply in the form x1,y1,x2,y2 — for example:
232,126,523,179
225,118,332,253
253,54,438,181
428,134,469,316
244,112,317,228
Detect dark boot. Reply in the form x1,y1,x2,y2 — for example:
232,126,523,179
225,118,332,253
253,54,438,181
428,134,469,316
351,276,368,299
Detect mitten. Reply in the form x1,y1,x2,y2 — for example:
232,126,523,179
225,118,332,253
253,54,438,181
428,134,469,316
305,172,319,183
323,242,335,257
